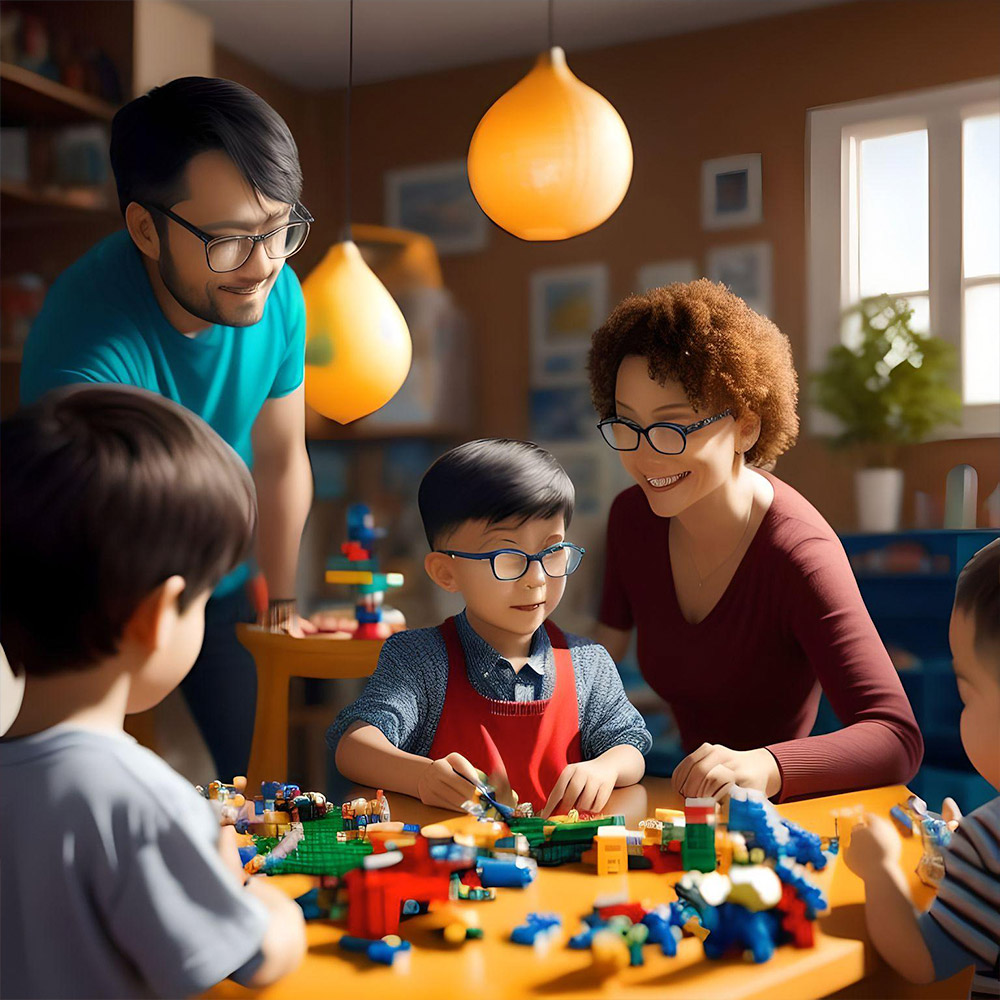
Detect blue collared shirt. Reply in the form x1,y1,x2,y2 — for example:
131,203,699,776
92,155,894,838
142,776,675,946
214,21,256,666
327,610,652,761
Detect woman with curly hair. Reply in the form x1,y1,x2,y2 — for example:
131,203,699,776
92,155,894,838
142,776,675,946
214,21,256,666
589,280,922,802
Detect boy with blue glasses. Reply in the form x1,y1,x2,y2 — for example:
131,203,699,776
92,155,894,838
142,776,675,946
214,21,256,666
329,439,650,818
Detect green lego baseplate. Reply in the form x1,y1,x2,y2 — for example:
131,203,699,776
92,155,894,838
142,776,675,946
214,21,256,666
252,808,374,877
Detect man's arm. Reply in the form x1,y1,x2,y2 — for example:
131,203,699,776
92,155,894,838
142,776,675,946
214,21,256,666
250,386,313,620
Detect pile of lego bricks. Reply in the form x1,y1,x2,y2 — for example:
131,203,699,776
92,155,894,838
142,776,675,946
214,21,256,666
206,780,835,970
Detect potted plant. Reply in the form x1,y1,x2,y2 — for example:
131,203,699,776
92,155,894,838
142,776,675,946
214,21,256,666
813,295,961,532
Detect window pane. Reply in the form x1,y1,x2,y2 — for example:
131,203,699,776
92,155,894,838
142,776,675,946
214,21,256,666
963,114,1000,279
964,282,1000,404
859,130,929,296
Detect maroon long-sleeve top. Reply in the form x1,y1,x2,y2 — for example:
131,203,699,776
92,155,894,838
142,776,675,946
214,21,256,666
599,472,923,802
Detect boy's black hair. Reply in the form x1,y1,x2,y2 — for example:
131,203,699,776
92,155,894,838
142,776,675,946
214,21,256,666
417,439,575,549
955,537,1000,667
0,385,257,676
110,76,302,216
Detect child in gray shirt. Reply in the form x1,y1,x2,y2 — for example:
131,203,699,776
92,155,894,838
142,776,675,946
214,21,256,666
0,385,306,998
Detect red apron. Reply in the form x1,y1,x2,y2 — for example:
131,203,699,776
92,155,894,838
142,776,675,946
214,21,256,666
427,616,583,809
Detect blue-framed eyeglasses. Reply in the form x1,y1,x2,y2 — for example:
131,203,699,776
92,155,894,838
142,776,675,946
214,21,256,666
437,542,586,582
597,409,732,455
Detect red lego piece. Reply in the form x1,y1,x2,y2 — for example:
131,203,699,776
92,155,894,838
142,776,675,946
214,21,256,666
597,901,648,923
641,845,684,873
666,839,682,853
355,622,384,640
344,837,469,938
341,541,370,561
776,883,814,948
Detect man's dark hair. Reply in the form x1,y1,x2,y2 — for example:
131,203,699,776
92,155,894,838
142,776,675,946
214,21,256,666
1,385,257,676
955,538,1000,668
417,439,575,549
110,76,302,216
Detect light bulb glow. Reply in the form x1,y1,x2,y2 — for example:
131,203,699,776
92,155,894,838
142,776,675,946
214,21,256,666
302,241,412,424
468,47,633,241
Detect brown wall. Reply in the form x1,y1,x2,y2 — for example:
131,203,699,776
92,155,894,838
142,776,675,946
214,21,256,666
220,0,1000,531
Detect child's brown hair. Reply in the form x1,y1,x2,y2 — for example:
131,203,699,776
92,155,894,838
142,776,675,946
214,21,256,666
1,385,256,675
954,538,1000,671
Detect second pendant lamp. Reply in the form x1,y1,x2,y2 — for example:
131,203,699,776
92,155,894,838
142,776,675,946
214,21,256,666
467,0,633,241
302,0,412,425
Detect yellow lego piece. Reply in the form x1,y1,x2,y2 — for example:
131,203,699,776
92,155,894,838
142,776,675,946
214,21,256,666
655,808,685,823
325,570,375,585
595,828,628,876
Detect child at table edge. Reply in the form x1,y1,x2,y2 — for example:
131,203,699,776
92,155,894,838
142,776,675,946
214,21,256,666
329,438,652,818
844,538,999,998
0,385,306,999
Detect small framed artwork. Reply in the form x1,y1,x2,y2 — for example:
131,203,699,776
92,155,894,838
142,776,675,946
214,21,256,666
706,242,773,317
530,264,609,385
701,154,762,230
384,160,489,254
636,259,697,293
529,384,596,442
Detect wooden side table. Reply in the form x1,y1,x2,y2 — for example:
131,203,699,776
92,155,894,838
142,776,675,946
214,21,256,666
237,625,382,789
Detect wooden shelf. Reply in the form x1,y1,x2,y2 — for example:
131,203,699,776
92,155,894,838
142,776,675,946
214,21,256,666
0,180,118,228
0,61,118,124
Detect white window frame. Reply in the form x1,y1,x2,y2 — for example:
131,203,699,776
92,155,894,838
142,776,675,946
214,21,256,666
807,77,1000,439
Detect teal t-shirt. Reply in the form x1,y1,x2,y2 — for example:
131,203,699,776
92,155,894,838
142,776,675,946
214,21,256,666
20,230,306,596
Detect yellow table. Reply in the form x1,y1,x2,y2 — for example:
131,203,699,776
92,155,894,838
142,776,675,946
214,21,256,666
207,780,972,1000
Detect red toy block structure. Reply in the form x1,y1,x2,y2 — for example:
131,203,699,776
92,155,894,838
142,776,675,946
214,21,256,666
344,837,469,938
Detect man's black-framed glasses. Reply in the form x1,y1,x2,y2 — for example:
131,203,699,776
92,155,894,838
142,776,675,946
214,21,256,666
597,409,733,455
145,202,314,273
437,542,586,582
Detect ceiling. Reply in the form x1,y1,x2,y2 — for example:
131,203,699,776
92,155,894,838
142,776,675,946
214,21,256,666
180,0,845,89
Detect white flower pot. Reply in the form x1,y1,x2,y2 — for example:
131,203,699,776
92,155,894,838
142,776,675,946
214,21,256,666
856,467,904,533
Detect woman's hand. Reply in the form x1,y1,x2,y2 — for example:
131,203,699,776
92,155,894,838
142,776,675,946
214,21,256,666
416,752,482,811
542,760,618,818
671,744,781,800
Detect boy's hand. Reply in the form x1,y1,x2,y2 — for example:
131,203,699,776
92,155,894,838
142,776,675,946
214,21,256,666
941,796,962,831
218,825,249,885
542,760,617,818
671,744,781,800
843,813,902,881
417,752,482,811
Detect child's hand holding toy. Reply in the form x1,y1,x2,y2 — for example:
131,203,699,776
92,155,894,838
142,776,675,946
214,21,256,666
417,752,484,811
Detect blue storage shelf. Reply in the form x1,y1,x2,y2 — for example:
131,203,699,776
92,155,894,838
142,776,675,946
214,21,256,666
833,529,1000,813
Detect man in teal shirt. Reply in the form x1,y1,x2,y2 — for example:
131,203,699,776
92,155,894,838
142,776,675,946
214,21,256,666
21,77,315,779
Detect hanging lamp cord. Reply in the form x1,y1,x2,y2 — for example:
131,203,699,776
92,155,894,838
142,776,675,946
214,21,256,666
343,0,354,242
548,0,554,50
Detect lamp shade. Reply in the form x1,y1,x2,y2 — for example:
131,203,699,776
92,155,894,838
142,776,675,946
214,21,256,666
302,240,412,424
467,46,632,241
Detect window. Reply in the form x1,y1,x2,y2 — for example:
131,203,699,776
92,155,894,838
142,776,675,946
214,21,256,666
808,79,1000,437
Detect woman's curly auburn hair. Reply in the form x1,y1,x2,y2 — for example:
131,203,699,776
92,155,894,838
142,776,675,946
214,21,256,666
587,279,799,468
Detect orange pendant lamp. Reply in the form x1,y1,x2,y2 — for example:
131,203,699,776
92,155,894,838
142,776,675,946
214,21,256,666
302,0,411,423
467,1,633,241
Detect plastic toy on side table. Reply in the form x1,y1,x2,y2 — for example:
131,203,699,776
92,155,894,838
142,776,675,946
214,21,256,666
325,503,403,639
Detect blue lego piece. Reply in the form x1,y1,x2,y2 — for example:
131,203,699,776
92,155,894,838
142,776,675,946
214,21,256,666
476,858,535,888
728,789,827,869
339,934,411,966
511,913,561,945
702,904,781,964
237,845,258,867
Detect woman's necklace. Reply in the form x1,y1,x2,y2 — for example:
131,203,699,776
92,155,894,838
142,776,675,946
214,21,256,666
679,491,756,589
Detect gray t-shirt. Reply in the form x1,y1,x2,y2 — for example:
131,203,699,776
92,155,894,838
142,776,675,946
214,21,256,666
0,726,268,999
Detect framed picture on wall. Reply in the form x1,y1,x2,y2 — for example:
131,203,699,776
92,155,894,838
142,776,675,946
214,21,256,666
530,263,609,386
384,160,489,254
701,154,762,230
636,259,698,293
706,242,773,316
529,384,596,442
